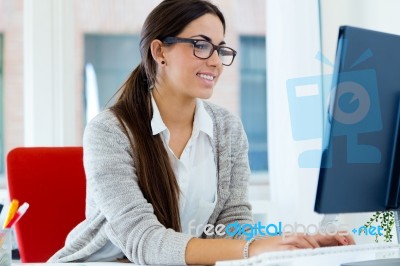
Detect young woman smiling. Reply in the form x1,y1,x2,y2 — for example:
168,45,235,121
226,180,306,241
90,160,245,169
50,0,354,264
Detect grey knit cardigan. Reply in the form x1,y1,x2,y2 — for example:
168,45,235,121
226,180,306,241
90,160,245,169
49,101,253,265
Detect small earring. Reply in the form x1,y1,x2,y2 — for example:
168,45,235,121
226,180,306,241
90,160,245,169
161,61,165,65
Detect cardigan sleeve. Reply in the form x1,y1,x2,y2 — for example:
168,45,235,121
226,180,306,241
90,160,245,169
83,112,193,265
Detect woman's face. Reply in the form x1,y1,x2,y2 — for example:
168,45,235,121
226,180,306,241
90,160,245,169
160,13,225,100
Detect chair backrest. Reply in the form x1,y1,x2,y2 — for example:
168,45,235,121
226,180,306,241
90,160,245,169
6,147,86,262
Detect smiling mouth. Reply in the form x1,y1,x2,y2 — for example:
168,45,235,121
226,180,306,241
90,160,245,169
197,73,215,81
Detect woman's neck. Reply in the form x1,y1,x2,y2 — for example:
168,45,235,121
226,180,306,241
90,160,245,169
152,89,196,130
152,88,197,158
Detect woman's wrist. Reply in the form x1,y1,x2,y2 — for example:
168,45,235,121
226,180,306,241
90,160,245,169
243,238,257,259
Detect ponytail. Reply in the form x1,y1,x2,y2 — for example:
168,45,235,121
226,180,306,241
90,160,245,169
111,64,181,231
110,0,226,232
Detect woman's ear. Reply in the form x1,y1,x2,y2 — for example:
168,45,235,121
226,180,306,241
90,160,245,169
150,39,166,66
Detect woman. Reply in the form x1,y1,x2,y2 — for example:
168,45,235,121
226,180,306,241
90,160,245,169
49,0,354,264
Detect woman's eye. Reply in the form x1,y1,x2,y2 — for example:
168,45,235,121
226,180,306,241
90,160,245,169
195,43,209,50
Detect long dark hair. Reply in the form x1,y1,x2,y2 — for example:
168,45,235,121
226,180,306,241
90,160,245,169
111,0,225,231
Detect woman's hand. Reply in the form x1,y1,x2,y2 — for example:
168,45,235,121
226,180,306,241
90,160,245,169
313,232,355,246
249,233,355,257
249,234,319,257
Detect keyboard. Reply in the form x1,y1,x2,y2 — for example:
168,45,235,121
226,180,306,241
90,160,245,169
216,243,400,266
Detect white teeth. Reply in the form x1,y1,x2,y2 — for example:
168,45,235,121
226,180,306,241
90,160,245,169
197,74,214,81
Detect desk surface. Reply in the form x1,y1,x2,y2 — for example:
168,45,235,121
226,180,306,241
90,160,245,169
13,243,400,266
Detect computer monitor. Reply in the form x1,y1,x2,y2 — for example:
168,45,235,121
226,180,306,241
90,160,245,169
314,26,400,215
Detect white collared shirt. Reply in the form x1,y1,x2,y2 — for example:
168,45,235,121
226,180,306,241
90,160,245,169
151,93,217,236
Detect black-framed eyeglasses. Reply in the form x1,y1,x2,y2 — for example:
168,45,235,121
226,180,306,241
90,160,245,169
163,37,237,66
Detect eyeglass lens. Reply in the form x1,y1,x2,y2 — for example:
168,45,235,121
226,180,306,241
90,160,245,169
193,41,235,65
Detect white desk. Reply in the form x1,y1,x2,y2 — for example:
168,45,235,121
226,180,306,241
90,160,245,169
11,243,400,266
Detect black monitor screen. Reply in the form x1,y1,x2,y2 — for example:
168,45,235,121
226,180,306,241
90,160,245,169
315,26,400,213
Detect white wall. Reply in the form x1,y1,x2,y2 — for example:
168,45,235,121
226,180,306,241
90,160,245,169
320,0,400,76
24,0,77,146
267,0,324,225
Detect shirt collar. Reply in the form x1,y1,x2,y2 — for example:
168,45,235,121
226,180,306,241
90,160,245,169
150,93,213,139
193,99,214,139
150,93,167,136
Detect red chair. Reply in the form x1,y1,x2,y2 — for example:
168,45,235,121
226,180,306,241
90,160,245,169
6,147,86,262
